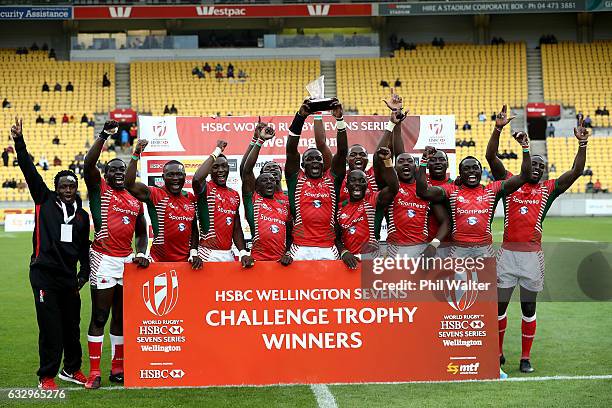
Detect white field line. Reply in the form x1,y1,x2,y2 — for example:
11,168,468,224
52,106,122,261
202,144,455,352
310,384,338,408
4,373,612,392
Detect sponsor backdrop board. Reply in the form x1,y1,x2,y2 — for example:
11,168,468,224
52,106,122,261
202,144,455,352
124,260,498,386
4,213,35,232
138,114,456,242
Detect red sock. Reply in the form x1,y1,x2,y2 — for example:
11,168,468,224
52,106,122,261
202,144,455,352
498,314,507,357
521,314,536,359
110,334,124,374
87,335,103,375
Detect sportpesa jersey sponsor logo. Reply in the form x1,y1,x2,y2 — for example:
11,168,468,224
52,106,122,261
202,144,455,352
168,214,194,222
456,208,489,214
216,206,237,215
512,196,540,205
397,198,427,209
113,205,139,217
260,214,286,225
342,215,365,228
303,191,330,199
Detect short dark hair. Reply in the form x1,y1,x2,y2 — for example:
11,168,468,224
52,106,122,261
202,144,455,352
54,170,78,189
459,155,482,171
104,158,125,174
163,160,184,171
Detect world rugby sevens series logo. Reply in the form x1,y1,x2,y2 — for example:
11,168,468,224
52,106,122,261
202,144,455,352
152,120,168,138
429,118,443,136
445,271,479,311
143,270,179,316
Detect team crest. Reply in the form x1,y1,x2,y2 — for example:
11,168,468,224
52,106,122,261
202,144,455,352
407,209,416,218
270,225,280,234
226,216,233,225
467,216,478,225
152,120,168,138
476,195,486,202
348,226,357,235
313,200,322,208
262,202,272,211
122,216,130,225
178,223,186,231
520,206,528,215
429,118,444,136
458,196,467,203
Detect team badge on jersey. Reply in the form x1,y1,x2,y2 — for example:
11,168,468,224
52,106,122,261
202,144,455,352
340,213,349,219
407,209,416,218
226,216,233,225
270,225,280,234
313,200,322,208
520,206,528,215
348,226,357,235
467,216,478,225
178,223,186,232
458,196,467,203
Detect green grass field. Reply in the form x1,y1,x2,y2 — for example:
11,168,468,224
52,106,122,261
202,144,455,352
1,217,612,407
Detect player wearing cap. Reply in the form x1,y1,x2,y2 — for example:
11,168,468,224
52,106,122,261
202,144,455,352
193,140,254,267
83,121,149,389
242,124,293,264
486,106,590,373
125,140,202,268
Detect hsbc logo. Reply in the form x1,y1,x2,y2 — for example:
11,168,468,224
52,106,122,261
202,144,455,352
470,320,484,329
143,270,179,316
109,6,131,18
195,6,246,17
140,369,185,379
307,4,330,16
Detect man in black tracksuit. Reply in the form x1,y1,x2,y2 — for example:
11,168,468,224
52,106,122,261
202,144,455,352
12,118,91,389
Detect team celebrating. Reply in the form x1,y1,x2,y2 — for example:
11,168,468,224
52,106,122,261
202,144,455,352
11,89,589,388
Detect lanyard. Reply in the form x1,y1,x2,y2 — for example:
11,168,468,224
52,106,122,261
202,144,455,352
60,201,77,224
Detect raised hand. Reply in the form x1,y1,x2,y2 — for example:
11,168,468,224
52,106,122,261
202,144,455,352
512,131,530,148
102,120,119,135
330,99,343,119
376,146,393,161
422,145,437,161
260,125,275,141
299,98,312,117
217,139,228,152
574,118,589,141
383,88,403,111
495,105,516,129
10,117,23,140
134,139,149,155
390,108,406,124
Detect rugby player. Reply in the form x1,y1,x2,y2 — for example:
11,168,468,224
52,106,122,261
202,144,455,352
192,140,254,267
336,145,399,269
486,108,590,373
285,99,342,260
125,140,202,268
242,125,293,264
83,121,149,389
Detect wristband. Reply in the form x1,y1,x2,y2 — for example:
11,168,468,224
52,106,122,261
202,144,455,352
579,140,588,147
188,249,198,262
429,238,441,249
385,121,396,132
136,252,146,258
494,127,503,133
239,249,250,259
98,131,110,141
313,114,323,121
131,154,140,161
289,112,307,135
420,161,428,167
212,147,222,158
383,158,393,168
522,148,530,153
336,119,346,130
255,140,263,147
340,249,350,258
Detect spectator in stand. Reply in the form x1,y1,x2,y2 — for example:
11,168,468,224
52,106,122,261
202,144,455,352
215,63,223,73
380,80,390,88
2,180,9,188
467,137,476,147
586,179,594,193
204,62,212,73
584,115,593,128
596,106,603,115
508,150,518,159
2,98,10,109
52,135,60,145
192,66,203,77
227,66,235,79
42,82,50,92
228,62,234,71
583,166,593,176
38,155,49,171
36,115,44,124
87,118,95,127
81,114,88,124
75,151,84,162
478,112,486,122
129,124,138,145
459,139,468,147
432,37,439,46
499,150,510,160
17,179,26,192
491,112,497,121
215,70,223,80
546,122,555,137
31,42,39,51
62,113,69,124
163,104,170,114
550,163,556,173
42,43,48,51
49,115,57,125
34,102,41,112
66,82,74,92
48,48,56,59
238,69,247,80
54,82,61,92
69,161,77,173
602,106,610,116
102,72,111,88
576,111,584,126
53,156,62,167
394,78,402,87
170,104,178,114
2,148,8,166
120,129,129,147
462,121,472,131
12,157,18,166
8,178,16,189
594,179,607,193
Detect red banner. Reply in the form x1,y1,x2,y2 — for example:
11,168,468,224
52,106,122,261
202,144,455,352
124,260,498,387
73,4,373,19
110,108,137,123
526,103,561,119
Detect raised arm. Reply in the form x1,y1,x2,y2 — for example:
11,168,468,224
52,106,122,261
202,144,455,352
193,140,227,195
242,128,275,196
415,146,446,202
500,132,532,194
314,114,332,172
10,117,49,204
374,109,405,187
285,101,310,177
556,119,589,193
330,101,348,177
126,139,151,202
240,118,266,177
374,147,399,207
381,89,404,154
84,120,118,189
486,105,515,180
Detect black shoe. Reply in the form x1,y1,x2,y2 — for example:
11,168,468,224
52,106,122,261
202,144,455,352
109,372,124,383
520,359,534,373
500,354,506,366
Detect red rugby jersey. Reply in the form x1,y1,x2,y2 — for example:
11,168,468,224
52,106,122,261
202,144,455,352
244,191,290,261
199,180,240,250
90,178,143,257
339,166,377,204
337,192,380,254
427,176,453,241
147,186,196,262
387,181,430,245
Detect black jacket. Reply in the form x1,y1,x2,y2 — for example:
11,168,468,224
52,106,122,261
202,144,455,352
15,136,90,289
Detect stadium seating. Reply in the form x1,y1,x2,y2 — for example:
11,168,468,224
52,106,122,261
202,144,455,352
0,49,116,201
542,42,612,127
130,59,320,117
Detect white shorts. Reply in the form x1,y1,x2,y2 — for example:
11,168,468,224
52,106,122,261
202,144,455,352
198,247,235,262
496,248,545,292
387,243,427,258
290,244,339,261
449,245,495,259
89,248,134,290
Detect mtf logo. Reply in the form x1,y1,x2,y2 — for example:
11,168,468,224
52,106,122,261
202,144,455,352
143,270,179,316
447,361,480,375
